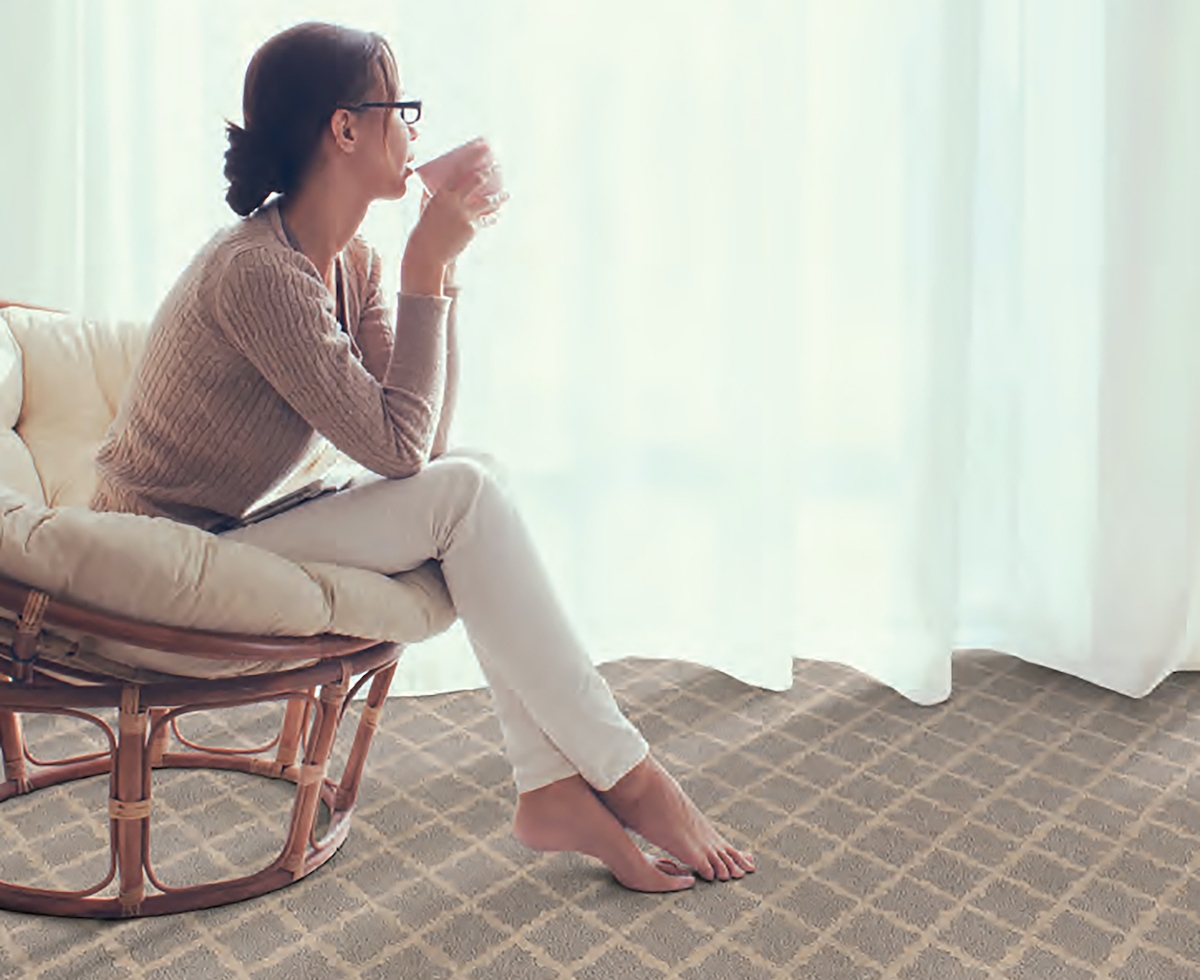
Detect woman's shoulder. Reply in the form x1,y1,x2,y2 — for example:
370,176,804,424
194,203,313,292
216,200,301,267
146,201,331,351
207,201,376,290
146,208,318,343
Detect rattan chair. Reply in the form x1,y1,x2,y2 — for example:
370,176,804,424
0,571,402,918
0,299,449,918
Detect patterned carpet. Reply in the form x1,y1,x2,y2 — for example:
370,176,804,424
0,650,1198,979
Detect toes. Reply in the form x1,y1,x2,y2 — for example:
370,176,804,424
649,859,695,891
615,854,696,893
714,847,744,879
615,866,695,893
643,851,696,886
710,848,733,881
703,844,753,881
655,858,694,878
692,853,718,881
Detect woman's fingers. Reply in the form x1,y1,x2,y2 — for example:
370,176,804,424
471,191,509,229
446,165,490,195
469,189,510,213
407,190,478,270
432,170,505,216
414,160,505,259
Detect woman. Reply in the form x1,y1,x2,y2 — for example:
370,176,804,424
91,21,754,891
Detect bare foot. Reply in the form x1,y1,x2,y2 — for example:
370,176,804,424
598,754,756,882
513,774,695,892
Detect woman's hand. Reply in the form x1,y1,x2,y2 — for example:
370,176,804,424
420,163,507,220
419,189,458,291
402,168,508,296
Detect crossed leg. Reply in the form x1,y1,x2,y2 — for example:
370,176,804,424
485,663,754,888
223,450,754,889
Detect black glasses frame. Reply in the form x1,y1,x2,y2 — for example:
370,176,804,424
337,99,422,124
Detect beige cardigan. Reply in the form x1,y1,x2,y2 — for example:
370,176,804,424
91,198,450,530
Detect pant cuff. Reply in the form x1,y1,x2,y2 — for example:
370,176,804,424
512,753,580,795
580,733,650,792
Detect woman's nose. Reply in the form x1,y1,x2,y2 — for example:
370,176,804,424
407,124,419,141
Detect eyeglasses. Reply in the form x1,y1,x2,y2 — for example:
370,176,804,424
337,98,422,125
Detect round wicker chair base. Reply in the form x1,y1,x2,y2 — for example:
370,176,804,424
0,573,405,918
0,753,355,918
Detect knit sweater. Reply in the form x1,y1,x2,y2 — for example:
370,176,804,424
90,197,451,531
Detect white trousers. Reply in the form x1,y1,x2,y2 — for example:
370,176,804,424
221,450,649,794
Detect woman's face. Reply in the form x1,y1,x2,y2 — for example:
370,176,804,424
342,70,416,201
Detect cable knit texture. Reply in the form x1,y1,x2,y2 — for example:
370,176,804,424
90,198,450,531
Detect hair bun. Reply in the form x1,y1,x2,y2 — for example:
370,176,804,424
224,122,282,216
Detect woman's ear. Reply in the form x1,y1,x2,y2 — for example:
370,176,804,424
331,108,356,149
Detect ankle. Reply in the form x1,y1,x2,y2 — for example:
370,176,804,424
518,773,582,805
602,754,654,799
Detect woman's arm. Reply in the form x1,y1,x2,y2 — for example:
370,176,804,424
430,282,460,459
215,248,449,479
352,248,458,458
348,247,393,382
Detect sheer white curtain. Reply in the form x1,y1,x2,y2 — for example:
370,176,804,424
0,1,1196,703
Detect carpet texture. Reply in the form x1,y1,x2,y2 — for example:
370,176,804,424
0,651,1198,979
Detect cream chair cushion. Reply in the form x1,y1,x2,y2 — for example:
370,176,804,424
0,317,46,503
2,306,145,508
0,306,457,677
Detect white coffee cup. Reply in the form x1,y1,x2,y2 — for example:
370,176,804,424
415,137,502,197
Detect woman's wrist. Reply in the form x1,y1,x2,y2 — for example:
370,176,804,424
401,257,447,297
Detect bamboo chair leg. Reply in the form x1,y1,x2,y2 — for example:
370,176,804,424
279,675,348,878
335,663,396,813
0,708,28,794
275,691,309,776
146,707,169,768
113,687,148,915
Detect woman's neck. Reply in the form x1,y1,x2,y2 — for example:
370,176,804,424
278,181,370,287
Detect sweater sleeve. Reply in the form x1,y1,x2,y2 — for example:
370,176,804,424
349,245,394,383
214,247,450,479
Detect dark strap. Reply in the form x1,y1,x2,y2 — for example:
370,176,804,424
335,256,347,333
335,256,365,363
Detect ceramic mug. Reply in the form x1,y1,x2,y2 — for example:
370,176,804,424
415,138,502,197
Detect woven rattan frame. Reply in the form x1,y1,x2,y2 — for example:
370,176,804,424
0,572,402,918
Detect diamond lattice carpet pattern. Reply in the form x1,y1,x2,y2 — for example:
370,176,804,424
0,651,1198,979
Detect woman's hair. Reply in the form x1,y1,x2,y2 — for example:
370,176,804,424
223,22,399,216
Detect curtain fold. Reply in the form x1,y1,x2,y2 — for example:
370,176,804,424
0,0,1196,702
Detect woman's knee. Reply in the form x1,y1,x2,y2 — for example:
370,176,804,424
432,447,510,488
425,452,495,492
422,453,506,542
424,451,499,508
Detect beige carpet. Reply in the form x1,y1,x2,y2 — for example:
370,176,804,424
0,651,1197,979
